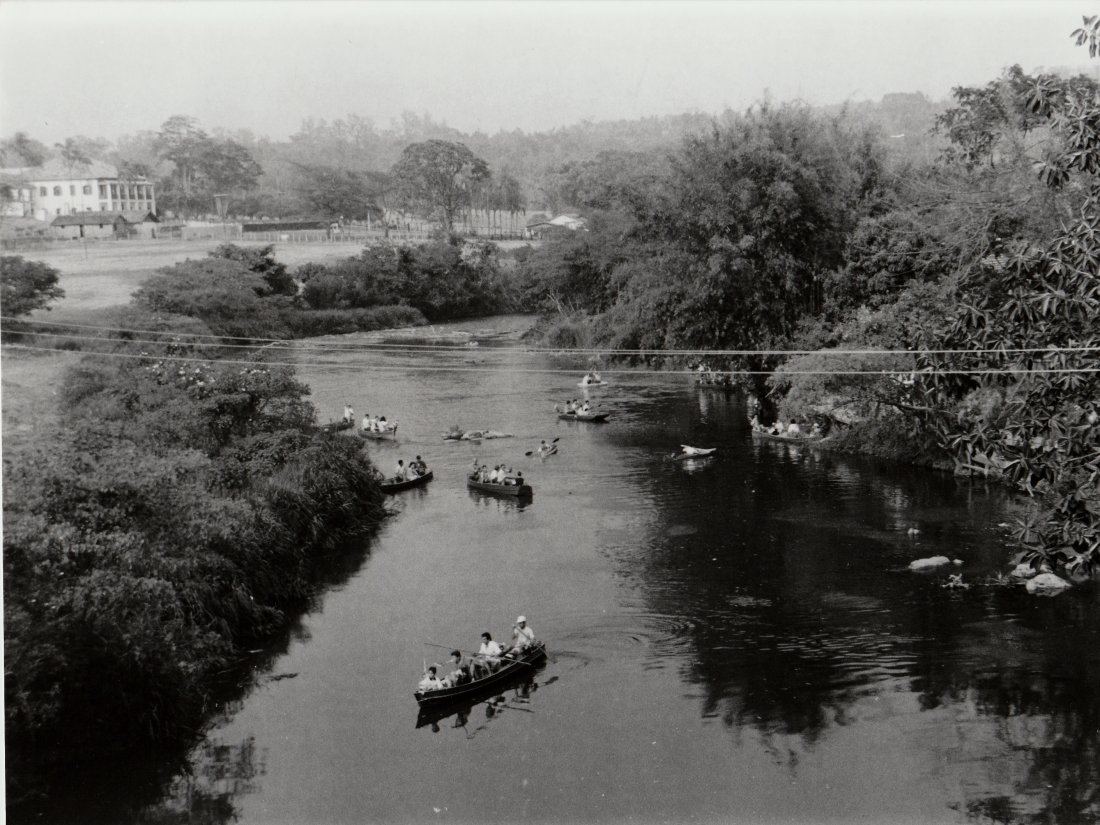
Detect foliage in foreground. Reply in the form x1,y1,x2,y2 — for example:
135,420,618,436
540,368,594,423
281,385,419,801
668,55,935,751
1,255,65,318
3,349,387,791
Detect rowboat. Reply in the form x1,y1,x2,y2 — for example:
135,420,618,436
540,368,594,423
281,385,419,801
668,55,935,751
467,477,533,498
536,445,558,458
671,446,717,460
442,430,514,441
320,419,354,433
359,425,398,440
558,412,609,423
751,428,821,444
414,641,547,710
380,470,434,494
578,380,607,387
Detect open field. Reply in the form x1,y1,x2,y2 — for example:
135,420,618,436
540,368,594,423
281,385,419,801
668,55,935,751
14,237,535,324
19,238,372,321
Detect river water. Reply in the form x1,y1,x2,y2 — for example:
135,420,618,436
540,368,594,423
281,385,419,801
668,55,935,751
76,318,1100,823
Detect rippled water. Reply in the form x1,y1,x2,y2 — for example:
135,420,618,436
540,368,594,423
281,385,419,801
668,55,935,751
53,318,1100,824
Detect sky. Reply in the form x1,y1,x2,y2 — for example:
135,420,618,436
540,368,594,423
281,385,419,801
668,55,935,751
0,0,1093,144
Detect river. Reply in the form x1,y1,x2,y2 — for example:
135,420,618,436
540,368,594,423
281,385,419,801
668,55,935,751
60,317,1100,824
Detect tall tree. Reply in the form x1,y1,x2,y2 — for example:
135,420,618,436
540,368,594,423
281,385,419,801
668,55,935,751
391,140,490,233
156,115,209,197
54,137,91,178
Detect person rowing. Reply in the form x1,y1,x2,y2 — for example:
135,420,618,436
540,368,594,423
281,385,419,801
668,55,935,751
473,632,503,678
509,615,535,653
343,403,355,424
536,439,555,458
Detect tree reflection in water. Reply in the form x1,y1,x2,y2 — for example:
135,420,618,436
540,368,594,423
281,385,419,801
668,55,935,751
139,736,266,825
632,431,1100,823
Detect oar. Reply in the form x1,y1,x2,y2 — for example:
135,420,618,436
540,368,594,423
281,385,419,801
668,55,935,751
423,641,540,667
525,437,560,457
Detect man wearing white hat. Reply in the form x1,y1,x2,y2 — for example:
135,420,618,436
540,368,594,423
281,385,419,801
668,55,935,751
511,615,535,652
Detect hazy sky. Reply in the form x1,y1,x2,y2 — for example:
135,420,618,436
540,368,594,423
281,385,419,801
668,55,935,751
0,0,1092,143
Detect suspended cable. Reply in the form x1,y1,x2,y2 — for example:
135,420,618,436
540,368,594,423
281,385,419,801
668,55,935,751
7,343,1100,378
4,316,1100,358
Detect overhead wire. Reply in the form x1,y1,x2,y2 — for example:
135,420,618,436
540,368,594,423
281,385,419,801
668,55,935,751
6,343,1100,377
3,315,1100,358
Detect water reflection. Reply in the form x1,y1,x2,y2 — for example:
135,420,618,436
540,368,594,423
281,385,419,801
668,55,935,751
467,489,533,511
415,673,543,734
624,395,1100,822
139,736,264,825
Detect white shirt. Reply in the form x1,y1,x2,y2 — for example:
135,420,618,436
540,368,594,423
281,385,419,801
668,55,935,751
513,624,535,648
479,640,502,659
418,673,442,692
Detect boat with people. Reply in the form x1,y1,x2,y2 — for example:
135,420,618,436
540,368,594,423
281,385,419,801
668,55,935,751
558,411,610,423
380,470,434,494
467,476,533,498
670,445,718,460
319,419,354,433
359,425,398,440
414,640,547,710
751,426,822,444
578,370,606,387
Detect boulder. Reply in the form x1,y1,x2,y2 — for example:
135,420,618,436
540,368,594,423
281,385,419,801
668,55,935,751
1025,573,1071,595
909,556,952,570
1010,563,1038,579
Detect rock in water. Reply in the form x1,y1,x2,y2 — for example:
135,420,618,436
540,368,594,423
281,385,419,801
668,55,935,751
909,556,951,570
1025,572,1070,595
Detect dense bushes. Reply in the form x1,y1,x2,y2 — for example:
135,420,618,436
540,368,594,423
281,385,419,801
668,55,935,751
4,350,387,794
299,238,519,321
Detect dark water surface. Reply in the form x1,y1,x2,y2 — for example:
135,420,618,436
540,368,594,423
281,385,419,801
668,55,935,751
85,319,1100,823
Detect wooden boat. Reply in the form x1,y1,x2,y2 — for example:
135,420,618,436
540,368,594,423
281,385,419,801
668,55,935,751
578,380,607,387
320,419,354,433
380,470,434,494
441,430,514,441
536,445,558,458
359,425,398,440
671,446,717,460
414,641,547,709
751,428,821,444
467,477,533,498
558,411,609,423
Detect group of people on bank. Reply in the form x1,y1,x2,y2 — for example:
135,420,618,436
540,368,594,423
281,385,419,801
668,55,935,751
750,415,823,438
418,617,538,692
470,462,524,486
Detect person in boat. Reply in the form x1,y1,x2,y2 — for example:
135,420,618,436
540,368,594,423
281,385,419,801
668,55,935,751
474,632,503,677
394,459,407,481
378,416,391,432
509,616,535,653
361,413,371,431
770,420,784,435
418,665,444,693
787,421,801,437
478,465,491,483
580,401,591,414
411,455,427,475
343,404,355,424
537,440,551,457
810,421,823,438
442,650,471,688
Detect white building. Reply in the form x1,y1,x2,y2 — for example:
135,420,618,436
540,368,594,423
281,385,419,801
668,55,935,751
0,158,155,221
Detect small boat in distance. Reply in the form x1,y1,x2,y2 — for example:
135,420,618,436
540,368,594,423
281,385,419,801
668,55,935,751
558,411,609,423
380,470,434,494
467,476,533,498
359,423,399,440
670,446,718,461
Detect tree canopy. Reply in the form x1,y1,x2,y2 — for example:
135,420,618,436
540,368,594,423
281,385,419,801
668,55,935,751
391,139,490,232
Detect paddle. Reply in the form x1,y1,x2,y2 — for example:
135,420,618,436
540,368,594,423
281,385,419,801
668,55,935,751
525,437,560,457
423,641,540,668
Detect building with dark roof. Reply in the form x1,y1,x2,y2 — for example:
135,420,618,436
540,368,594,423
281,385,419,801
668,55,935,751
50,210,159,240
